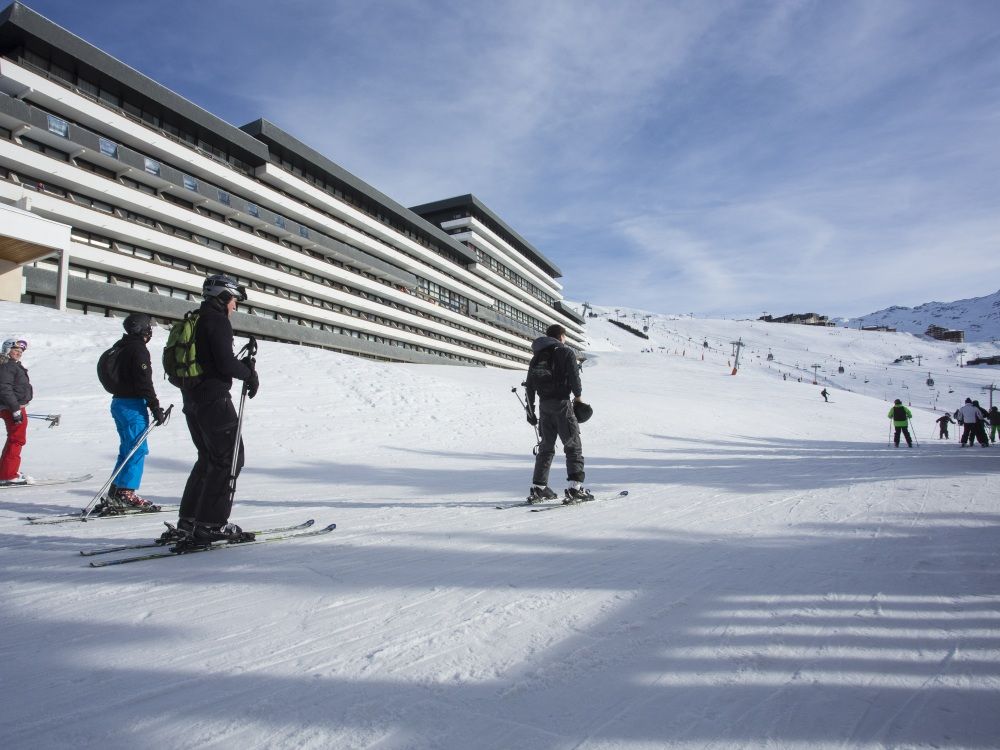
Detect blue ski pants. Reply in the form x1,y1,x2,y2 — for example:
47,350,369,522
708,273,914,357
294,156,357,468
110,397,149,490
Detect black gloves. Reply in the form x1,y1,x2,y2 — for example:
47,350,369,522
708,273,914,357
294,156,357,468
526,407,538,426
246,370,259,399
151,405,167,425
241,356,259,399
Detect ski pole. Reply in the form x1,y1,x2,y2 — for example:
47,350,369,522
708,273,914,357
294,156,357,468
82,405,173,519
908,418,919,447
512,385,541,455
27,413,60,428
227,337,258,507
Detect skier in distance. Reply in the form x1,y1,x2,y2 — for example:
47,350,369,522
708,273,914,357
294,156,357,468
888,399,913,448
524,323,592,504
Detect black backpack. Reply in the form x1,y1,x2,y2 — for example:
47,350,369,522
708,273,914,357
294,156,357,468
528,345,565,399
97,341,126,394
892,405,908,421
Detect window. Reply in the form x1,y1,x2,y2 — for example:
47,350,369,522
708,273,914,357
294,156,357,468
218,189,230,205
299,225,309,239
46,114,69,138
182,174,197,191
98,138,118,158
274,215,285,229
144,158,160,176
246,202,259,217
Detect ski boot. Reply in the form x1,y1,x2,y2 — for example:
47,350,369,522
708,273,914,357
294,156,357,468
93,490,128,516
563,486,594,505
174,521,256,551
116,488,161,512
156,518,194,546
527,485,558,504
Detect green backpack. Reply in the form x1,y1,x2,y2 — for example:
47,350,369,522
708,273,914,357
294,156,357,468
162,311,202,387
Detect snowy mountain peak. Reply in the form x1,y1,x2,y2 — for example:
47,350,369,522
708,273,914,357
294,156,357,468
846,289,1000,341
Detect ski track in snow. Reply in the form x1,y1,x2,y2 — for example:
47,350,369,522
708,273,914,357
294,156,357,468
0,301,998,749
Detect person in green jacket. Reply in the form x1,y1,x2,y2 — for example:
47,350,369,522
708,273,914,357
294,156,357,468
888,399,913,447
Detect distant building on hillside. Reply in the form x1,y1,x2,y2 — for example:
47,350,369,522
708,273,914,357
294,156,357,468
967,355,1000,366
861,325,897,333
759,312,833,327
925,325,964,343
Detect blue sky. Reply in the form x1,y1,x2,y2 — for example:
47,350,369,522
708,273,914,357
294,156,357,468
20,0,1000,317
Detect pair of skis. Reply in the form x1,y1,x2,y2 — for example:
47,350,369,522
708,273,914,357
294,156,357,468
495,489,628,511
85,519,337,567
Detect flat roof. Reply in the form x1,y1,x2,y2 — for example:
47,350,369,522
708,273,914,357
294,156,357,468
242,118,478,266
409,194,562,278
0,2,270,165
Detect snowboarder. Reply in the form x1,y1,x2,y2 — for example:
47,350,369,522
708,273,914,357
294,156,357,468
988,406,1000,443
525,323,592,504
0,338,32,482
102,313,166,510
956,398,988,447
820,388,829,402
887,399,913,448
171,274,259,546
935,412,954,439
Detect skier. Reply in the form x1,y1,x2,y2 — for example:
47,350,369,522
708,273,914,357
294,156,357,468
988,406,1000,444
820,388,829,402
0,338,32,482
170,274,259,546
887,399,913,448
103,313,166,510
525,323,592,504
956,398,988,447
935,412,954,439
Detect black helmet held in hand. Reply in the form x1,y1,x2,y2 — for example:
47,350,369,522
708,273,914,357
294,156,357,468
202,273,248,302
574,400,594,424
123,312,153,339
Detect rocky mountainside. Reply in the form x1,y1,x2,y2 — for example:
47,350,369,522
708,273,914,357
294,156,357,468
845,289,1000,342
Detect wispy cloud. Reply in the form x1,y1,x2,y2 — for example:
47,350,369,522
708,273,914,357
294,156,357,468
26,0,1000,317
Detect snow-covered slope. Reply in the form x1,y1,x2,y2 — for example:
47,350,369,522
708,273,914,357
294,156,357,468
845,288,1000,341
1,301,998,749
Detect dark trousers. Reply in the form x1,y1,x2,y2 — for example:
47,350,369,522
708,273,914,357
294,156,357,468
938,425,949,439
961,423,988,446
532,398,585,485
179,394,244,524
893,426,912,447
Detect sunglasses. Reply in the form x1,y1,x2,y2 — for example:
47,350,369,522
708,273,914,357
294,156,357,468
8,340,27,351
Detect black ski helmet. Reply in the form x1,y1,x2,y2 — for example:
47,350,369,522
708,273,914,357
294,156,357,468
574,401,594,423
202,273,247,302
123,312,153,338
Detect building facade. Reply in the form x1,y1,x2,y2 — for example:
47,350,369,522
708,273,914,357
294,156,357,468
0,3,585,368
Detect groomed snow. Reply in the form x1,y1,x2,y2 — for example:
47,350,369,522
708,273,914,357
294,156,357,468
1,301,998,749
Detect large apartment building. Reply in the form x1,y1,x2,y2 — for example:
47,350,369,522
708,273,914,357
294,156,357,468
0,3,585,368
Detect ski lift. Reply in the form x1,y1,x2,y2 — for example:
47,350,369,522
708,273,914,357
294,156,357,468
837,362,845,374
926,373,935,387
766,349,774,362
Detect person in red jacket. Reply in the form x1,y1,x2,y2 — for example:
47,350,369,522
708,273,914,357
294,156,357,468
0,337,33,482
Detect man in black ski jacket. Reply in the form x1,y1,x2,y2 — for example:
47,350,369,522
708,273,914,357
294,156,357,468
525,323,591,504
173,274,259,547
